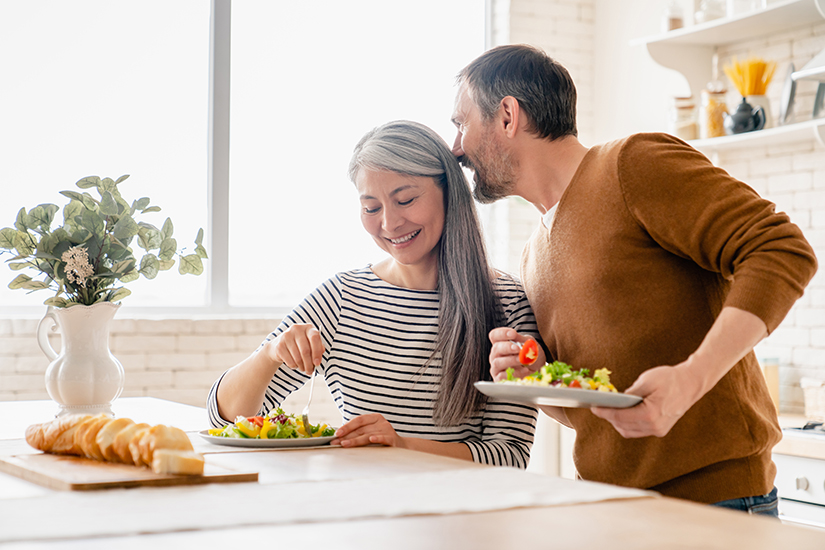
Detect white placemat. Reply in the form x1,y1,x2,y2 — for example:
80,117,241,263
0,467,656,543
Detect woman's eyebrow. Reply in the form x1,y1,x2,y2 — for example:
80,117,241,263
360,185,416,201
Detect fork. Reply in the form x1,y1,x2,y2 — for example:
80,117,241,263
301,370,317,438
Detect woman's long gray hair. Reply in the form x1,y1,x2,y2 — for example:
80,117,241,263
348,120,503,426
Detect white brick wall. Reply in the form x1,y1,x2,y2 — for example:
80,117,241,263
0,316,343,427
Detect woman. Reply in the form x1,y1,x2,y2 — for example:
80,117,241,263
207,121,543,467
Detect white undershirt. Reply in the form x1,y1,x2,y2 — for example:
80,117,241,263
542,203,558,229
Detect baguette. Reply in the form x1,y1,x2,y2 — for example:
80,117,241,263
96,417,135,462
151,449,205,475
112,422,150,465
25,415,203,476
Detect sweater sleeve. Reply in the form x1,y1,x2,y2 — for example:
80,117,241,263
463,274,539,468
617,133,817,333
206,275,343,427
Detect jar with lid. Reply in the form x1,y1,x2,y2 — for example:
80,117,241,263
700,89,727,139
668,96,697,141
662,1,684,32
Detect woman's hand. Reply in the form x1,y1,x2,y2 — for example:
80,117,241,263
488,327,546,381
331,413,406,449
264,323,324,375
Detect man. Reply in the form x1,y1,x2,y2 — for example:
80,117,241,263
452,44,817,512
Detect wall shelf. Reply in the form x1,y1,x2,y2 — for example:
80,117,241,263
631,0,825,100
687,117,825,154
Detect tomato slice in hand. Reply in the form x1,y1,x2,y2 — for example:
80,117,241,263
518,338,539,366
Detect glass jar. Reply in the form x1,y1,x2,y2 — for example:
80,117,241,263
669,96,697,141
663,1,684,32
695,0,726,23
700,89,727,138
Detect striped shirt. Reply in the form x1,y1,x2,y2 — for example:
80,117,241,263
207,267,539,468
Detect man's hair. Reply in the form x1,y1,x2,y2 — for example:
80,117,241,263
349,120,503,426
458,44,578,140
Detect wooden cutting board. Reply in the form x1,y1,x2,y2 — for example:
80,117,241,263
0,453,258,491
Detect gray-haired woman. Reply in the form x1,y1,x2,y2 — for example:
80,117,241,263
207,120,542,467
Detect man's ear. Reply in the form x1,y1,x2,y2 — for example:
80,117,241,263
499,96,520,138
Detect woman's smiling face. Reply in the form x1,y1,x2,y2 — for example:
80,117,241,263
356,169,445,273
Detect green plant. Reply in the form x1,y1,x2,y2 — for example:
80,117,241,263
0,175,207,307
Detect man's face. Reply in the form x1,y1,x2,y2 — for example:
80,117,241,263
451,83,517,204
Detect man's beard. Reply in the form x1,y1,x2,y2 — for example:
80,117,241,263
459,133,517,205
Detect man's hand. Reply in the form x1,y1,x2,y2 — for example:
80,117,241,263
488,327,546,381
591,362,703,438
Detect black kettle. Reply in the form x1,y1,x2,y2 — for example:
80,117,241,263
724,98,765,134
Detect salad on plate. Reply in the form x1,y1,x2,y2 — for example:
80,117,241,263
503,361,618,393
208,407,336,440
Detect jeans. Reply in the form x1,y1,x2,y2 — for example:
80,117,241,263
711,487,779,518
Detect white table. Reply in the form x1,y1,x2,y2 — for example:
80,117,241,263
1,398,823,549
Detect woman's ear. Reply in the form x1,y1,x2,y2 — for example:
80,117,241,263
499,96,521,138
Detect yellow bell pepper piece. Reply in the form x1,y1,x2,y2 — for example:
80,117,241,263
260,419,273,439
235,418,261,438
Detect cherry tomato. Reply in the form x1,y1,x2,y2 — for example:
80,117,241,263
247,416,264,427
518,338,539,366
568,379,581,389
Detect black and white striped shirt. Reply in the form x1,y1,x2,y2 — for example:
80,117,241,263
207,267,539,468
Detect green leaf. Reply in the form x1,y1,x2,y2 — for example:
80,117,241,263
59,190,86,203
142,206,162,214
79,209,105,239
112,259,136,274
33,251,60,261
8,261,31,271
20,279,50,290
158,258,175,271
195,228,204,246
0,228,17,249
159,237,177,261
131,197,150,215
99,191,119,216
195,244,208,259
13,231,35,256
120,269,139,283
161,217,174,240
115,174,130,184
80,192,99,211
76,176,101,189
99,177,116,195
109,287,131,302
14,208,27,231
68,228,91,245
139,254,159,279
178,253,203,275
63,200,84,225
137,227,162,251
8,273,32,289
44,297,69,307
113,215,139,241
30,204,58,229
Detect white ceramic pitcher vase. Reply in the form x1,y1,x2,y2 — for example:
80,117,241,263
37,302,124,416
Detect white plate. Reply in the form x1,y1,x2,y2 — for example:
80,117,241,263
198,430,336,448
474,381,642,409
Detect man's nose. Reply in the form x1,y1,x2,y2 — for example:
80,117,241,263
451,131,464,158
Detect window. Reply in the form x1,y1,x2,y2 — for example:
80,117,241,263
0,0,209,309
229,0,485,307
0,1,485,312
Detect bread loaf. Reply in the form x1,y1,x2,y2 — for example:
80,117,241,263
25,414,203,475
151,449,205,475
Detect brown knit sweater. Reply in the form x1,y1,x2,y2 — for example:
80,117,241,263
521,133,818,503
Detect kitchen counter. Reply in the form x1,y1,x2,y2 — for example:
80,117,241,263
775,415,825,460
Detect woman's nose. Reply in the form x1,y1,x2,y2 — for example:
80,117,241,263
451,131,464,158
382,206,403,231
